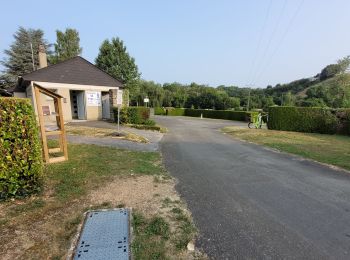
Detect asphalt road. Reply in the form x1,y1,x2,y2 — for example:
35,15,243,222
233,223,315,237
156,116,350,260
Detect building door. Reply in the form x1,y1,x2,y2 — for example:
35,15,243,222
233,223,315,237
102,92,110,119
77,91,86,120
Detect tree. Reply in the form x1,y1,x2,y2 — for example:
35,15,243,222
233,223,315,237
282,91,295,106
320,56,350,81
1,27,51,88
50,28,82,63
337,56,350,73
95,38,140,99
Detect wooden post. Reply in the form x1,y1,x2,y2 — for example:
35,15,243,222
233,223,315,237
34,87,50,162
34,83,68,163
57,97,68,160
53,99,63,152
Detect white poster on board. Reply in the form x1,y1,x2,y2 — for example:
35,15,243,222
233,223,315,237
117,89,123,106
86,91,101,106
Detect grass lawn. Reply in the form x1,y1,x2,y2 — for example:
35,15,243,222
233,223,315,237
0,143,202,259
222,127,350,171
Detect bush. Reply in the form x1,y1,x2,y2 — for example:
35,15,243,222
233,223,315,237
336,109,350,135
114,106,150,124
166,108,186,116
154,107,166,115
128,124,166,132
267,106,350,135
0,98,43,200
143,119,156,126
160,108,253,121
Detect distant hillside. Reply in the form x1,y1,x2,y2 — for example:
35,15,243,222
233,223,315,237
264,77,319,96
299,73,350,108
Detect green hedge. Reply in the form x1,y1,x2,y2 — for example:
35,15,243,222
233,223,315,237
158,108,254,122
185,109,249,121
268,106,350,135
113,106,150,124
167,108,186,116
154,107,166,115
0,98,43,200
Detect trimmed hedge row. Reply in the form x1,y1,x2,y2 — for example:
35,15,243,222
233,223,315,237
113,106,151,124
154,107,166,115
0,98,43,200
268,106,350,135
155,107,256,121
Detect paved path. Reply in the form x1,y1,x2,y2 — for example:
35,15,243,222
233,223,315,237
156,116,350,259
65,121,163,152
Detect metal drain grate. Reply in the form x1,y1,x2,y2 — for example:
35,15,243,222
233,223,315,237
74,209,129,260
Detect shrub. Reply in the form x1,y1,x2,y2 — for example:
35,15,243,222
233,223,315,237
267,106,350,135
128,124,162,131
114,106,150,124
154,107,166,115
166,108,186,116
143,119,156,126
336,109,350,135
162,108,253,121
0,98,43,200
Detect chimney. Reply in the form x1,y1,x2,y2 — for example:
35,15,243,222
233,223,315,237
38,44,47,69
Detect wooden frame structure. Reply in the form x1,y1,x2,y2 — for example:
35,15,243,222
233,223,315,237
33,83,68,163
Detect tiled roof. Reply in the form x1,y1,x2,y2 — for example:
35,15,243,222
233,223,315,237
21,56,123,88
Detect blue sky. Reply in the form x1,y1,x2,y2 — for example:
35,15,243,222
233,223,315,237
0,0,349,87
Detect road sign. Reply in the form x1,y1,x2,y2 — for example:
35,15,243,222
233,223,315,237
117,90,123,106
144,98,149,103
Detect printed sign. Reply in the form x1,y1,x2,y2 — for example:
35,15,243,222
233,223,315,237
117,89,123,106
144,98,149,103
86,91,101,106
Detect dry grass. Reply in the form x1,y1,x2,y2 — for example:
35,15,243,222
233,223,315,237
0,143,204,260
65,125,149,143
222,126,350,171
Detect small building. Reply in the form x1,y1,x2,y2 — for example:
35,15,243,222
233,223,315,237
13,47,123,122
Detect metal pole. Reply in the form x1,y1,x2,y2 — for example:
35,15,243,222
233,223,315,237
247,90,251,111
30,42,35,71
117,106,120,133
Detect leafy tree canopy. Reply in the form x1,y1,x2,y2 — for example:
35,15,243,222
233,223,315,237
1,26,51,88
95,37,140,98
50,28,82,64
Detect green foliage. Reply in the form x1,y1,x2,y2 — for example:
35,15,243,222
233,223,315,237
268,106,350,135
306,74,350,108
49,28,82,64
128,124,165,132
154,107,166,115
320,56,350,80
163,108,255,121
282,91,296,106
337,109,350,135
114,106,150,124
95,38,140,98
133,56,349,111
133,80,164,107
143,119,156,126
145,216,170,238
0,27,51,88
0,98,43,200
132,212,167,260
166,108,186,116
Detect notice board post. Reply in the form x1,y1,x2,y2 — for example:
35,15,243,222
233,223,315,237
117,89,123,132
